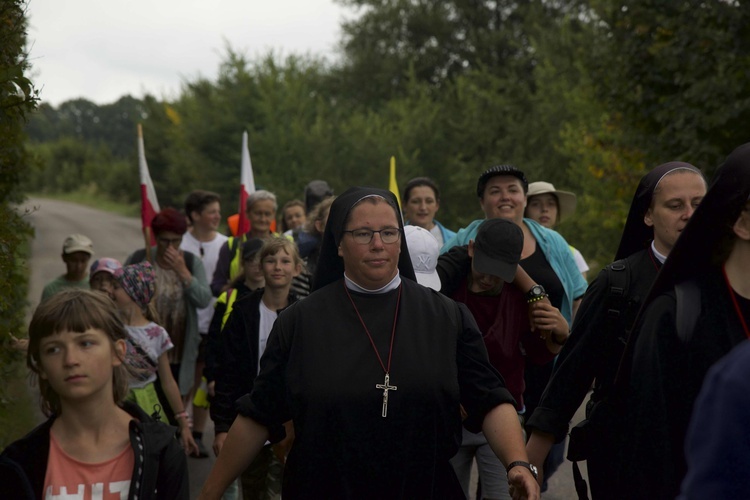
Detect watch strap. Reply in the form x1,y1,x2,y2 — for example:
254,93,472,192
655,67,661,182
506,460,538,479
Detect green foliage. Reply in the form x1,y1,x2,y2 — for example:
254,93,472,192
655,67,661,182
587,0,750,175
19,0,750,271
0,0,38,448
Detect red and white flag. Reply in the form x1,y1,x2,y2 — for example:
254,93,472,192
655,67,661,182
236,131,256,236
138,124,160,245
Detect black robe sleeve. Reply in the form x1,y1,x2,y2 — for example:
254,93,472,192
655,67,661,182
627,292,688,499
526,268,611,441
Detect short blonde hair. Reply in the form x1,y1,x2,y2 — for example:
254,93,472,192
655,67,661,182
259,237,304,270
27,289,133,416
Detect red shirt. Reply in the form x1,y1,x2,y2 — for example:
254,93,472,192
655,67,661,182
452,278,555,410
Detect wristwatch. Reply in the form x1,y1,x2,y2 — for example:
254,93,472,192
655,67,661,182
506,460,538,480
526,284,546,303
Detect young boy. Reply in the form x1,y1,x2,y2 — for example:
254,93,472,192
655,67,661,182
181,190,228,458
40,234,94,302
439,218,567,500
211,237,301,498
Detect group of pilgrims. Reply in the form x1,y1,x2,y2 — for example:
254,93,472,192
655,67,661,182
3,142,750,500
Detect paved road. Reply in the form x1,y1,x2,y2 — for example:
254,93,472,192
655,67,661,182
21,197,588,499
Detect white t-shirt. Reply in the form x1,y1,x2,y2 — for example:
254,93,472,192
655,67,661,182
181,231,228,333
571,246,589,274
429,224,444,248
258,300,278,374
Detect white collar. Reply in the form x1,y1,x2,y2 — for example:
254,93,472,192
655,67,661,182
344,273,401,294
651,240,667,264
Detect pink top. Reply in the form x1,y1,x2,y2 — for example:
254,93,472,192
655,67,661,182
44,432,134,499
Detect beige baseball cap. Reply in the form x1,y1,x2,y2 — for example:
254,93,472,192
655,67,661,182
62,234,94,256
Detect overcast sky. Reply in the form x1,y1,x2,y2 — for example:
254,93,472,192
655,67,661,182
27,0,349,106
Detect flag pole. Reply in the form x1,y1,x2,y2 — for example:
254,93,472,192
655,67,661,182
138,123,160,261
144,226,153,263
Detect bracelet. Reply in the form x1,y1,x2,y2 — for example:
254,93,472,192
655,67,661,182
527,293,548,304
174,411,189,420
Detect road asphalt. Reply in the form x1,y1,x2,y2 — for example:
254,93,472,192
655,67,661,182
20,197,588,499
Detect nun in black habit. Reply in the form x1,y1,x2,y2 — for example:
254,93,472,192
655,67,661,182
625,143,750,499
525,162,706,498
198,187,540,500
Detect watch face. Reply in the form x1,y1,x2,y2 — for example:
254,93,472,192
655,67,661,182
530,285,544,296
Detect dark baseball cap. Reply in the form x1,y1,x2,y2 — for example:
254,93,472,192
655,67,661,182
472,219,523,282
476,165,529,198
242,238,265,260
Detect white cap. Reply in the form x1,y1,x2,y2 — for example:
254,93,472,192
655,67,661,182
404,225,441,291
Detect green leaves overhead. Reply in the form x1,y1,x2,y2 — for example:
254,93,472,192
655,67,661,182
23,0,750,270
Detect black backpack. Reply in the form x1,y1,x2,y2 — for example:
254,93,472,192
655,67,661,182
566,262,701,499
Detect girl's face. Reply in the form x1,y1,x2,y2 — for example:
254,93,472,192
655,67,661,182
90,272,115,299
38,328,125,405
111,280,134,310
404,186,439,229
284,206,306,231
261,249,300,289
525,193,559,228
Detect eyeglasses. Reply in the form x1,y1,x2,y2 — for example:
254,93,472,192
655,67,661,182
343,227,401,245
158,237,183,246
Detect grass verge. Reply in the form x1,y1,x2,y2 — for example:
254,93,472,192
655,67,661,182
27,189,140,218
0,357,39,450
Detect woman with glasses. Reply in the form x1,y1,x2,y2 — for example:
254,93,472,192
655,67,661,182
198,187,540,500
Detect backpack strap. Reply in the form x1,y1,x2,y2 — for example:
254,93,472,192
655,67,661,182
572,462,590,500
183,250,195,272
675,279,701,343
604,260,631,345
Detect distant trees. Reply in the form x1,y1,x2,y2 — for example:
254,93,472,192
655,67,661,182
23,0,750,269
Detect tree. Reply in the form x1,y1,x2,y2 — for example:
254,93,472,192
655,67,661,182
334,0,546,106
586,0,750,174
0,0,38,448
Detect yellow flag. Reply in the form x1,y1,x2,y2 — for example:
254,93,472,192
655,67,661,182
389,156,402,208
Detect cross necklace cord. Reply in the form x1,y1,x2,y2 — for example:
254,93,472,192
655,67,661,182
343,281,402,417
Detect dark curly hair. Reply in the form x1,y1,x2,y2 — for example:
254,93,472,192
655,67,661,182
151,207,188,235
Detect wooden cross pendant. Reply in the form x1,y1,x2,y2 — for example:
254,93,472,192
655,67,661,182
375,373,397,418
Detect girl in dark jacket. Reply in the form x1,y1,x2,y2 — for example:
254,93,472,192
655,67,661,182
0,289,188,499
